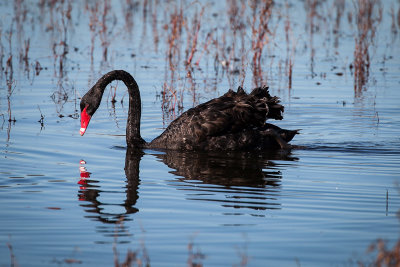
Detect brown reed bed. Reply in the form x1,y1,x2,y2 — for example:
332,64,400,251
390,6,398,38
22,38,30,71
333,0,345,48
185,5,205,68
122,0,137,37
187,238,205,267
161,3,185,116
165,3,184,71
250,0,273,87
304,0,319,76
5,28,13,81
5,22,16,126
1,0,397,120
86,0,114,65
284,1,296,90
45,0,72,79
358,191,400,266
225,0,248,88
87,2,99,64
99,0,112,63
353,0,382,96
151,2,160,53
194,31,213,68
113,218,150,267
362,238,400,266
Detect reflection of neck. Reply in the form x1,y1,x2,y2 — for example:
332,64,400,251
77,148,143,224
124,148,144,211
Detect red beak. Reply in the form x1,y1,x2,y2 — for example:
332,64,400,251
80,106,91,136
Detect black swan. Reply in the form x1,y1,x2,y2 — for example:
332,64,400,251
80,70,298,150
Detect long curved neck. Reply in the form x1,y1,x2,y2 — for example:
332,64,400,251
92,70,145,146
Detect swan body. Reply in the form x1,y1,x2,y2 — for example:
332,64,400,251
80,70,297,151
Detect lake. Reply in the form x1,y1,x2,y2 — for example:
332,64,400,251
0,0,399,266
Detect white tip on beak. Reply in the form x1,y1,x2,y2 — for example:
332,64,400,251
80,128,86,136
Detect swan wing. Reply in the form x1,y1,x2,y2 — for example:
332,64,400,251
176,86,284,141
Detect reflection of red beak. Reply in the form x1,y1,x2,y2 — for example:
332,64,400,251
80,106,91,136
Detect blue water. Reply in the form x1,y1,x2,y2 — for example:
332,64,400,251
1,1,400,266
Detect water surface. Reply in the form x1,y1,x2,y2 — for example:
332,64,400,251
1,1,400,266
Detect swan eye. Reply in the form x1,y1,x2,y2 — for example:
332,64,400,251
80,102,87,112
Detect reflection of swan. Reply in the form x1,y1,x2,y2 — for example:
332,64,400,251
77,148,143,225
154,150,297,211
77,147,296,231
79,70,298,150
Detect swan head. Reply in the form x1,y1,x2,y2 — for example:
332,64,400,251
80,104,91,136
79,85,103,136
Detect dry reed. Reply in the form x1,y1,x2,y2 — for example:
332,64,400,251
185,6,205,67
187,239,205,267
99,0,111,62
353,0,382,95
364,238,400,266
87,2,99,64
7,240,18,267
284,1,296,90
85,0,115,65
113,218,150,267
226,0,248,87
161,3,185,116
151,0,160,52
304,0,319,76
250,0,273,87
333,0,345,48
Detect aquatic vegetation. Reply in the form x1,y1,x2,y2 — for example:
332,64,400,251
0,0,397,115
353,0,382,95
250,0,273,87
113,218,151,267
162,3,185,115
365,238,400,267
0,1,400,265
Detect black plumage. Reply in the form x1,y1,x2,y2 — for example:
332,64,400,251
80,70,298,151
